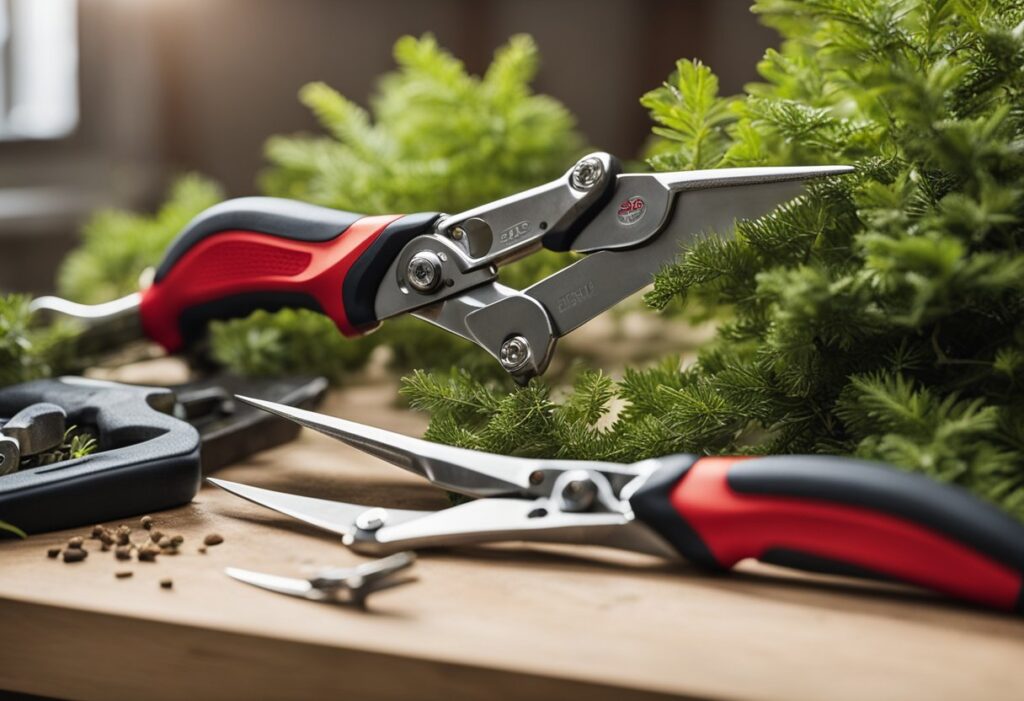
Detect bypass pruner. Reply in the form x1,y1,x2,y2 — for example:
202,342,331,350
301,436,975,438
33,154,851,382
208,397,1024,615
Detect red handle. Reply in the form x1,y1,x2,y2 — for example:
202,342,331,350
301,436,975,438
630,455,1024,613
137,197,438,351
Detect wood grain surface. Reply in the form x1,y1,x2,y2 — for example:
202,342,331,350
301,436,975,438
1,377,1023,701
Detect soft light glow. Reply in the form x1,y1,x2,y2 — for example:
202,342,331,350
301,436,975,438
1,0,78,140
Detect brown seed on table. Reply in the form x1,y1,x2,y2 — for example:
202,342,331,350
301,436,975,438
67,536,84,549
203,534,224,547
63,548,87,563
137,543,160,562
158,536,173,549
150,530,164,543
197,546,207,554
101,542,111,552
115,571,133,579
115,525,132,545
170,534,184,546
90,525,104,539
99,529,114,546
46,547,61,559
115,545,132,560
160,578,173,589
140,515,153,530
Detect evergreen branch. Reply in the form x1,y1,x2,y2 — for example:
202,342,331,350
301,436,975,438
0,294,76,388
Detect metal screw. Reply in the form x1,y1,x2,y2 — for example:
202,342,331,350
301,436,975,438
450,226,466,241
571,156,604,191
559,476,598,512
406,251,443,293
499,335,532,372
528,470,544,486
355,507,389,532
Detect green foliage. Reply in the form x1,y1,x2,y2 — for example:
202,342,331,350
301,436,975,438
0,294,75,387
642,60,738,170
404,0,1024,519
0,520,26,538
58,175,224,303
261,34,582,214
208,308,376,382
210,33,585,379
400,368,620,460
24,425,99,468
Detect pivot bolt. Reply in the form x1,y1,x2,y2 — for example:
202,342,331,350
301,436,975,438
571,156,605,191
556,471,599,512
499,335,532,372
450,226,466,241
355,507,389,532
406,251,443,293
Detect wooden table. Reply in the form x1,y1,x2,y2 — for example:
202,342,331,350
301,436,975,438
1,378,1023,701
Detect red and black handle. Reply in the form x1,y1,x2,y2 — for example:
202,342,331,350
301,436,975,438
138,198,439,351
629,455,1024,613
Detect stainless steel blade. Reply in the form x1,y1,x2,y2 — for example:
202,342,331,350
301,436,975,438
569,165,855,254
209,479,679,560
225,567,319,599
311,551,417,594
524,167,852,337
226,551,417,604
232,396,639,499
207,477,398,536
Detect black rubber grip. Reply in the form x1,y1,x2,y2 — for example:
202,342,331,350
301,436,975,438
155,197,364,282
0,378,201,534
176,291,324,347
341,212,441,329
627,454,720,568
727,456,1024,575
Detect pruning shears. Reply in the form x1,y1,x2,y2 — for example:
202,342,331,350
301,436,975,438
32,154,851,382
209,397,1024,615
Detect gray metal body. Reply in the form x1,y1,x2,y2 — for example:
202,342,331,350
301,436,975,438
0,403,66,475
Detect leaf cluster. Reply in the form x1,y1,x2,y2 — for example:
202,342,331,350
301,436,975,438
405,0,1024,519
261,33,583,214
0,294,76,387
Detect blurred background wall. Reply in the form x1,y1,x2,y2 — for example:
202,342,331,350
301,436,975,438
0,0,776,293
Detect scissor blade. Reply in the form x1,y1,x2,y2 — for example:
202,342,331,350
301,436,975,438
225,567,318,599
207,477,368,536
654,164,854,191
526,166,851,337
207,477,431,537
233,396,560,498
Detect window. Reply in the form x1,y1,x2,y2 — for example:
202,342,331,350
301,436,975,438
0,0,78,140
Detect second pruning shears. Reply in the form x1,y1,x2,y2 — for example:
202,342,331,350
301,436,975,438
209,398,1024,615
32,154,851,382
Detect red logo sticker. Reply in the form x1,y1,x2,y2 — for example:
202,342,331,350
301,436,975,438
617,196,646,225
